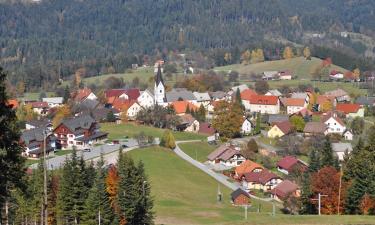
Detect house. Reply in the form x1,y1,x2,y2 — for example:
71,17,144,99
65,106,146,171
177,114,200,133
207,144,245,167
105,88,140,101
277,156,307,175
137,89,154,108
53,115,108,150
235,160,264,179
316,95,337,111
270,180,300,201
266,89,282,97
21,127,56,158
154,66,166,104
240,89,258,111
242,169,283,191
209,91,229,101
248,95,280,114
30,101,49,115
165,88,197,103
262,71,278,80
279,70,293,80
282,98,307,115
268,121,293,138
231,188,251,206
325,89,350,102
336,103,364,118
329,70,344,80
73,88,97,102
89,108,120,122
170,101,198,115
42,97,63,108
303,122,328,136
291,92,310,104
241,118,253,135
332,143,353,161
124,101,142,120
343,129,354,141
263,114,289,125
293,108,313,121
193,92,211,108
321,111,346,135
72,99,100,115
231,84,249,93
25,119,52,131
355,96,375,107
198,122,216,135
154,60,164,73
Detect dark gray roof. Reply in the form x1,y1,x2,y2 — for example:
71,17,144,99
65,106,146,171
166,88,196,102
72,99,100,113
155,66,164,86
231,188,250,201
59,115,96,132
26,119,51,129
267,114,289,124
75,131,108,142
91,108,119,121
21,127,46,143
355,96,375,106
209,91,226,100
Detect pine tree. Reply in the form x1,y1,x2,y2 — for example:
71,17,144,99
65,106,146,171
320,137,335,168
299,173,316,214
235,88,242,105
254,112,261,134
47,174,59,225
63,85,70,104
82,156,115,225
0,67,25,224
197,104,206,122
308,149,320,173
160,130,176,149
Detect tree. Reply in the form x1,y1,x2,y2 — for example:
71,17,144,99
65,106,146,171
0,67,25,225
250,49,265,63
321,100,333,112
16,80,25,96
63,85,70,104
320,137,336,168
308,149,320,173
16,103,38,122
164,63,177,74
196,104,206,122
299,173,316,214
311,167,346,215
120,107,128,123
241,139,258,160
290,115,305,132
106,166,119,211
106,110,116,122
47,174,59,225
228,70,239,82
350,117,364,135
303,47,311,60
52,104,71,128
353,68,361,81
160,130,176,149
254,112,261,135
224,52,232,64
283,193,301,215
212,101,244,139
360,194,375,215
254,80,269,94
241,50,251,65
283,46,294,59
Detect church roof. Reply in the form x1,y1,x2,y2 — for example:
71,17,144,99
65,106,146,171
155,65,164,86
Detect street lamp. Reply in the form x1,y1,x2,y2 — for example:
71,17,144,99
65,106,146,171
142,181,147,196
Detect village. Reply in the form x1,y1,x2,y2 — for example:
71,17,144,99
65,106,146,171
6,58,374,213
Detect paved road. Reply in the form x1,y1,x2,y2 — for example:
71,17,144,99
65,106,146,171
174,140,273,202
30,139,138,170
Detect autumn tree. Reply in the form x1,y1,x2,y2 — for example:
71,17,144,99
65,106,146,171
250,49,265,63
224,52,232,64
241,50,251,65
52,104,71,128
106,166,119,211
241,139,258,160
160,130,176,149
303,47,311,60
360,194,375,215
290,115,305,132
353,68,360,81
16,103,38,122
283,46,294,59
212,101,244,139
320,100,333,112
311,167,346,214
16,80,26,96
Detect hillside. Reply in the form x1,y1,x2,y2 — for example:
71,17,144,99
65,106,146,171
215,57,348,79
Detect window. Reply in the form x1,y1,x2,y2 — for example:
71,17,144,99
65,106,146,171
160,90,162,93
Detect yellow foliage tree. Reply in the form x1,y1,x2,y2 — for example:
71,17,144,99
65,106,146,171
120,107,128,123
283,46,294,59
16,80,25,96
52,105,71,128
16,104,38,121
241,50,251,65
353,68,360,81
224,52,232,63
250,49,265,63
303,47,311,59
321,100,333,112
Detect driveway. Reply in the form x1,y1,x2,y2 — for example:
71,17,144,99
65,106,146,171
29,139,138,170
174,141,273,202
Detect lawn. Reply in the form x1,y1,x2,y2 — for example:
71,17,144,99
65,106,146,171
178,141,218,162
26,150,73,166
215,57,347,79
19,91,55,101
100,122,208,141
128,146,375,225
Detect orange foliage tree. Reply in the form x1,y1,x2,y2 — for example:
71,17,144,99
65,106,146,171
311,166,347,215
106,166,119,210
360,194,375,215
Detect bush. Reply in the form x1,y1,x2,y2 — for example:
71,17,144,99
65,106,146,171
160,130,176,149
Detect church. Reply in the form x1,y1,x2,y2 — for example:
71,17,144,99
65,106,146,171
154,65,166,105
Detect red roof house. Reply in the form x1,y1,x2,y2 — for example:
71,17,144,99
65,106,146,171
235,160,264,179
198,122,216,135
243,169,283,191
170,101,198,115
277,156,307,175
249,95,279,105
270,180,300,201
105,88,140,100
336,103,361,114
240,89,257,101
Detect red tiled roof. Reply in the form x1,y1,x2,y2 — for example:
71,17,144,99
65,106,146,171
244,169,280,185
295,108,313,117
282,98,305,107
249,95,278,105
317,95,335,105
270,180,299,199
7,99,19,109
336,103,361,114
105,88,140,100
235,160,263,178
277,156,299,172
171,101,198,114
240,89,257,101
30,101,49,108
199,122,216,135
112,98,137,111
74,88,92,101
273,120,293,135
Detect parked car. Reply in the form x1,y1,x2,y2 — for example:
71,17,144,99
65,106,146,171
112,140,120,144
83,148,91,152
122,144,128,148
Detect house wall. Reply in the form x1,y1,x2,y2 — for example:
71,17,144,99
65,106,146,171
277,166,289,175
249,101,280,114
324,117,346,135
241,120,252,135
138,92,154,108
86,93,98,101
344,132,353,141
185,120,200,133
127,103,142,120
347,108,365,118
154,82,165,104
233,194,250,206
268,126,284,138
287,106,305,115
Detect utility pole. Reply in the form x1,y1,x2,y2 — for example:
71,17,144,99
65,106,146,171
98,209,101,225
337,165,343,215
244,205,248,220
312,193,328,215
43,130,48,225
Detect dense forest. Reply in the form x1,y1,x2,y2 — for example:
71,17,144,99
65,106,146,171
1,0,375,90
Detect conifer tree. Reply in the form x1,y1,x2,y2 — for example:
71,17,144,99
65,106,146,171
308,148,320,173
254,112,261,135
0,67,25,224
197,104,206,122
299,173,316,214
320,136,335,168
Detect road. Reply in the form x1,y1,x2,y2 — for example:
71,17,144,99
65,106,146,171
174,140,274,202
29,139,138,170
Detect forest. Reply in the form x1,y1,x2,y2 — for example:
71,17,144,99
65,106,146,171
0,0,375,90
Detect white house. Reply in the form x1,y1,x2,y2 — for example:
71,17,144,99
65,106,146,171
343,130,354,141
138,90,154,108
193,92,211,108
241,118,253,135
42,97,63,108
207,144,245,167
332,143,353,161
266,89,282,97
125,102,142,120
154,66,166,104
249,95,280,114
321,112,346,135
282,98,307,115
242,170,283,192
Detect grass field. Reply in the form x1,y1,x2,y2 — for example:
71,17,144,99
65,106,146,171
178,141,218,162
128,146,375,225
215,57,347,79
100,122,208,141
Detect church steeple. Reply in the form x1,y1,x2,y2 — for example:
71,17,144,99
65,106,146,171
154,64,166,104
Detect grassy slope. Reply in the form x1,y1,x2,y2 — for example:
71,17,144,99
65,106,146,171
100,123,208,141
178,142,218,162
129,146,375,225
